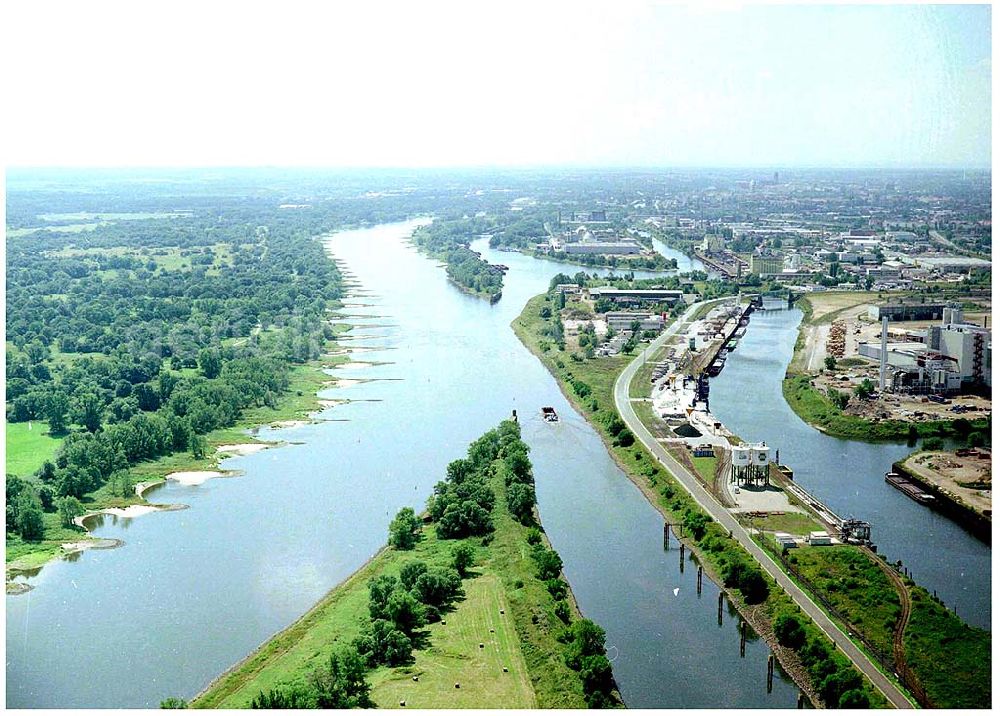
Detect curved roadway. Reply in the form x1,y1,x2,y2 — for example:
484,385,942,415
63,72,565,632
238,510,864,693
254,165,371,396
613,300,912,709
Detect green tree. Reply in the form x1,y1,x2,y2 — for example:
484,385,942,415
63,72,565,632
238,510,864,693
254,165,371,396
386,588,426,635
57,495,85,528
189,433,208,460
160,697,188,709
532,547,563,580
309,647,374,709
838,689,870,709
774,614,806,649
824,355,836,371
198,348,222,379
388,506,421,550
451,542,476,577
14,492,45,541
45,391,71,435
565,618,606,669
353,618,412,667
399,561,428,590
74,392,104,433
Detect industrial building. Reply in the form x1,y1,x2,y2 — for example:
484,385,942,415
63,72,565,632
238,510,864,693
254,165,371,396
749,253,783,275
861,304,991,393
563,241,642,255
730,442,771,486
588,287,684,306
605,311,665,333
868,303,946,321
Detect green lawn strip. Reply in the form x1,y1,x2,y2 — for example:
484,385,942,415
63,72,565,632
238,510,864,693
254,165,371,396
752,513,822,537
903,586,991,709
783,547,899,656
5,420,63,477
691,456,717,485
513,291,890,708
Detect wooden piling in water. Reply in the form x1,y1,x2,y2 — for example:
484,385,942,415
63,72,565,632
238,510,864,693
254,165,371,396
679,542,685,573
740,620,746,657
717,592,723,625
663,523,670,550
697,565,703,596
767,653,774,693
797,692,805,709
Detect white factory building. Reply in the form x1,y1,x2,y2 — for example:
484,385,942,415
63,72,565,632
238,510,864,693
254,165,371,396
858,304,991,392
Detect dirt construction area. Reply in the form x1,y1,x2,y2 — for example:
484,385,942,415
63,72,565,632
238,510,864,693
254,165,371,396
902,450,992,517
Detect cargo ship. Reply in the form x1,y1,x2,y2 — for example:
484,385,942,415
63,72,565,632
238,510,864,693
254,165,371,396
885,471,935,505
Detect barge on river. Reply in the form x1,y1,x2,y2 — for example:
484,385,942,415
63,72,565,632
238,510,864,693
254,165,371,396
885,471,936,505
541,406,559,422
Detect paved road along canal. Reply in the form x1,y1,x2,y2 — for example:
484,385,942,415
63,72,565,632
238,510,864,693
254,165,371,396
7,222,794,708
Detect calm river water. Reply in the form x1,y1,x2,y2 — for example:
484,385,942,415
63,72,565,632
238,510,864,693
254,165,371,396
710,303,991,631
7,222,791,708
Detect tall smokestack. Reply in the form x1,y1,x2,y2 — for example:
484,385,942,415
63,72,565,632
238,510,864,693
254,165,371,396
880,316,889,391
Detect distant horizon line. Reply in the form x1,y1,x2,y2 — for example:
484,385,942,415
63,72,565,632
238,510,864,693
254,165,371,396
6,163,992,174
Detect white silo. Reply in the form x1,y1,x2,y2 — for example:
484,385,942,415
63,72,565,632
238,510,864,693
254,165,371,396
731,445,751,466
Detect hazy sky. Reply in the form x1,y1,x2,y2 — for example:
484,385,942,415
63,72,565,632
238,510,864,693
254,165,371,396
3,2,991,168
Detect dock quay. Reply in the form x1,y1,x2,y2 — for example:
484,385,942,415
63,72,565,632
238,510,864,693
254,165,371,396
694,250,744,278
891,460,991,543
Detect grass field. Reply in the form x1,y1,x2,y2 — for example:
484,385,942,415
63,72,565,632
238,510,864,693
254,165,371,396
786,547,900,656
5,420,62,477
691,455,717,484
904,587,991,709
368,574,535,708
752,512,822,536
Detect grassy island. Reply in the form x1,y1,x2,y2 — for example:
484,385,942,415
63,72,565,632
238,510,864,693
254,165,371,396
191,420,620,709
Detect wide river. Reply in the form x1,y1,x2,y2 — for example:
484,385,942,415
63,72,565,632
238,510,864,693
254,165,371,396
2,221,848,708
710,303,991,630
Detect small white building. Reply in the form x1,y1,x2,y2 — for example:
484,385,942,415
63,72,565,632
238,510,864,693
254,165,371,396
807,531,832,546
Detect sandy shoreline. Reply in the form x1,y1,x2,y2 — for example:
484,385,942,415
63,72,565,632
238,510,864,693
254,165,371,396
216,443,271,457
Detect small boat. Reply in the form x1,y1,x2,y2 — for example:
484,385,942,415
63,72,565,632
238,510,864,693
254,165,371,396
541,407,559,422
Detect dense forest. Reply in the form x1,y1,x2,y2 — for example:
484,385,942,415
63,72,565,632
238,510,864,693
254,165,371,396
6,174,489,547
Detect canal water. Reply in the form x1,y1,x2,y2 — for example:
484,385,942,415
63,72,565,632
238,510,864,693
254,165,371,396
6,220,793,708
710,302,991,631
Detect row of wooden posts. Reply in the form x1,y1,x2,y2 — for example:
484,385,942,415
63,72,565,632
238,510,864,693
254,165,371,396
664,521,808,708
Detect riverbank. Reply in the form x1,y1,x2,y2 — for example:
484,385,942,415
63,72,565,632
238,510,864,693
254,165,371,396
5,338,356,588
506,245,677,273
512,292,891,708
893,453,991,542
191,421,615,709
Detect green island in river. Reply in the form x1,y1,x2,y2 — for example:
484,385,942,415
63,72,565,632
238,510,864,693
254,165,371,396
191,420,621,709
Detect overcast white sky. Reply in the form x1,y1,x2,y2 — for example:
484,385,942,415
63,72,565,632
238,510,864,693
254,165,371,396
2,1,991,168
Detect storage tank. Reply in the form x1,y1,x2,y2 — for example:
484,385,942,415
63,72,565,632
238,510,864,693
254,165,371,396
731,445,751,467
751,443,771,466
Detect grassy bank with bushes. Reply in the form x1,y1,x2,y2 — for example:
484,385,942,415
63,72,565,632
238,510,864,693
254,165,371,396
513,290,888,708
782,374,989,442
778,546,990,708
190,420,619,709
